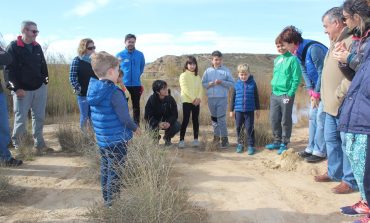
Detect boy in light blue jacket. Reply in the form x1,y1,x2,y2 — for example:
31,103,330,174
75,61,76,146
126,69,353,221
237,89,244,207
202,51,234,148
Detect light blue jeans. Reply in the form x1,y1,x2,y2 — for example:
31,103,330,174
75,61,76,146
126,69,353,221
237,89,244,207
12,84,47,149
207,97,228,137
305,102,326,157
77,96,90,132
0,92,12,161
325,115,357,188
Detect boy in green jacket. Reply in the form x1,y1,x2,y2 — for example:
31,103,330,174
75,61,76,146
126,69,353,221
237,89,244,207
265,36,302,155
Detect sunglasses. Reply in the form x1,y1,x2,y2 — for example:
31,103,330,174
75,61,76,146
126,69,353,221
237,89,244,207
87,46,96,50
27,29,39,34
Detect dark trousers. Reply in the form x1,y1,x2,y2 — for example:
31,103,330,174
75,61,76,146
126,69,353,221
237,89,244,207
151,121,181,141
364,135,370,203
180,103,200,141
99,143,127,206
235,111,255,146
269,94,294,144
126,86,142,124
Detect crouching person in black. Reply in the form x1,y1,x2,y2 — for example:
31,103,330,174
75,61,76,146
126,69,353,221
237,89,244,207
144,80,180,146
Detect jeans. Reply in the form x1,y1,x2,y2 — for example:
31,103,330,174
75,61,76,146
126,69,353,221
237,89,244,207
0,92,12,161
126,86,142,125
12,84,47,149
180,103,200,141
77,96,90,132
235,111,255,146
324,115,356,188
269,94,294,144
100,143,127,206
208,97,228,137
305,102,326,157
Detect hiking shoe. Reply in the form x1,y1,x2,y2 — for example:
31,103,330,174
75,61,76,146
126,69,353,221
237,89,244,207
305,155,326,163
341,200,370,217
297,151,312,159
220,137,229,149
192,139,200,147
236,144,243,153
247,147,256,155
352,215,370,223
178,140,185,148
277,143,288,155
265,143,280,150
4,157,23,167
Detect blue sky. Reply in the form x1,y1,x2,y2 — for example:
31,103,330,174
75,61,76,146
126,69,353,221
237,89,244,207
1,0,343,62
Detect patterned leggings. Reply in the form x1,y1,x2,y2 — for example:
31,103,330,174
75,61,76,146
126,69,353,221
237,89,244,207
345,133,368,202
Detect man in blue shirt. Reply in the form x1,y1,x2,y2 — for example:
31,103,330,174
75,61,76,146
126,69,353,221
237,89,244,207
116,34,145,125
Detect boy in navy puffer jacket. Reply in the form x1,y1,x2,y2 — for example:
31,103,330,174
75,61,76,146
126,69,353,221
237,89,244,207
230,64,260,155
87,51,139,207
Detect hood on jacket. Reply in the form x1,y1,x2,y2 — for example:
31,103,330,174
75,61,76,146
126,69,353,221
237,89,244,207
87,78,116,105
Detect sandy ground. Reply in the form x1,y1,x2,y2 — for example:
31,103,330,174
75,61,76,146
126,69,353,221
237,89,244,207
0,125,360,223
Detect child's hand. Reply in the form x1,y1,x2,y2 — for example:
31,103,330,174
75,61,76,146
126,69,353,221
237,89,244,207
255,110,260,119
215,79,222,85
134,128,141,136
229,111,234,118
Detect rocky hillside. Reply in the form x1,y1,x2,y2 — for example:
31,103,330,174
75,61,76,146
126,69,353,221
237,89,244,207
143,53,277,78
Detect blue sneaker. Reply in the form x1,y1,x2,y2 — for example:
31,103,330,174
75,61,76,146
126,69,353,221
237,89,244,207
277,143,288,155
236,144,243,153
265,143,280,150
247,147,256,155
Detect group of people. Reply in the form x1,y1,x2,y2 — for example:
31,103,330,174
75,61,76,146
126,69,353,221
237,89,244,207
0,0,370,221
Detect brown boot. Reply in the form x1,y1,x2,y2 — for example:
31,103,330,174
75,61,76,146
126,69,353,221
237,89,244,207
314,172,331,182
331,181,354,194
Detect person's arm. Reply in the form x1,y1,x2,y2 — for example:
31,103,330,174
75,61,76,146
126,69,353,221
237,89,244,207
180,74,196,101
219,70,235,88
287,57,302,97
310,46,326,93
140,52,145,75
111,89,138,131
230,88,236,112
254,84,260,110
144,96,160,128
201,70,210,88
69,57,81,93
0,46,12,65
4,43,20,91
336,78,351,103
299,63,312,91
167,96,178,125
40,47,48,85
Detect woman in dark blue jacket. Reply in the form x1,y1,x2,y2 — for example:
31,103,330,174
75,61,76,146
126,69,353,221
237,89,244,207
334,0,370,220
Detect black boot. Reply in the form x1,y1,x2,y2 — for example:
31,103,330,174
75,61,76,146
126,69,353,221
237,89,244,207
221,137,229,149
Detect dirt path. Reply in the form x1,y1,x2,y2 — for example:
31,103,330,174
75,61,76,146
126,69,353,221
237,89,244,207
172,127,358,223
0,125,359,223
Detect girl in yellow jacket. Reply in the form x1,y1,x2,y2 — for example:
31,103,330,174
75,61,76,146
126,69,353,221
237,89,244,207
178,56,202,148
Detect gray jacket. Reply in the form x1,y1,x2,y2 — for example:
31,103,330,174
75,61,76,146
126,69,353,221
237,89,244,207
201,65,234,98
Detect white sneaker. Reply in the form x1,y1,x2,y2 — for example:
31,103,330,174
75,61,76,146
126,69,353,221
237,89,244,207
178,140,185,148
192,139,200,147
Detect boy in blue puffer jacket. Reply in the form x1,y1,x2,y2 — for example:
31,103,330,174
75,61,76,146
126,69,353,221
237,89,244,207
87,51,139,207
230,64,260,155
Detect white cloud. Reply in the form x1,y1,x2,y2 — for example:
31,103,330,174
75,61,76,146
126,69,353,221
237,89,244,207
66,0,110,17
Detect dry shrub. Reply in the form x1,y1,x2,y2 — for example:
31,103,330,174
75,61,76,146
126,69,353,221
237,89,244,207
88,129,208,223
15,133,35,161
57,122,95,154
0,169,24,201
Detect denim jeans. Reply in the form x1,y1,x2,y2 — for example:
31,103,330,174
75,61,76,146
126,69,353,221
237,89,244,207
77,96,90,132
100,143,127,206
325,114,356,188
208,97,228,137
305,102,326,157
0,92,12,161
235,111,255,146
12,84,47,149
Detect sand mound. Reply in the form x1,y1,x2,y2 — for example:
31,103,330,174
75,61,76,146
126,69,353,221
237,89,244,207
263,148,300,171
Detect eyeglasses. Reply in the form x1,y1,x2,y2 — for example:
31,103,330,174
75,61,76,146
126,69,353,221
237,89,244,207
27,29,39,34
87,46,96,50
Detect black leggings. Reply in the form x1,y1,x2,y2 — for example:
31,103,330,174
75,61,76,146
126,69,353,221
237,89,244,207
180,103,200,141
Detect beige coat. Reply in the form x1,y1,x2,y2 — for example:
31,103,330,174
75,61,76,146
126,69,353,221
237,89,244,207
321,27,352,116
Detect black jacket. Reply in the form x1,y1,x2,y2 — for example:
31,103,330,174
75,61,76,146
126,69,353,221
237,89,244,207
0,47,12,93
4,36,48,91
144,92,178,129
